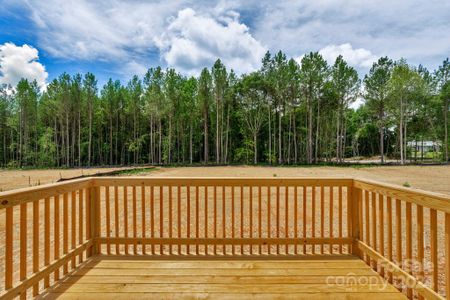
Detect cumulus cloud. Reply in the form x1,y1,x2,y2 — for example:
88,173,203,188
319,43,377,68
155,8,266,75
0,43,48,90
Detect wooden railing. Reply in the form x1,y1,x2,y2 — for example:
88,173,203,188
0,177,449,299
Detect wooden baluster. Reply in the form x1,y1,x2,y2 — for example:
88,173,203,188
312,186,316,254
371,192,377,269
320,185,324,254
169,186,173,255
124,186,128,255
5,206,13,290
71,191,77,268
114,186,119,255
20,203,27,300
285,186,289,255
405,202,412,298
150,185,155,255
63,193,69,275
178,185,181,255
142,185,146,255
196,186,199,255
417,205,424,300
91,186,101,255
339,186,343,254
386,196,393,284
222,186,226,255
364,191,370,264
329,186,333,254
33,199,39,296
430,209,438,292
44,197,50,287
79,190,84,261
105,187,111,255
250,186,253,255
205,186,208,255
259,186,262,255
160,186,164,255
267,186,271,255
276,185,280,255
294,186,298,255
445,213,450,299
303,186,307,254
347,187,352,254
379,194,385,277
396,199,402,291
214,186,217,255
133,186,137,254
240,186,244,255
54,195,60,280
187,185,191,255
357,188,363,256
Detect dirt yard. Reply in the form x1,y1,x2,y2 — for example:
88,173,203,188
0,167,131,192
139,165,450,195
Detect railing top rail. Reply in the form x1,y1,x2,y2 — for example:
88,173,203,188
354,178,450,213
1,176,450,213
92,177,354,187
0,177,92,209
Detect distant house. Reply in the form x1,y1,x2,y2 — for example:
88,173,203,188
407,140,441,153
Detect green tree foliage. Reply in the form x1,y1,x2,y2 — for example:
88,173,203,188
0,54,448,167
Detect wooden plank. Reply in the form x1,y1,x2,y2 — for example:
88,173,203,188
44,197,50,287
33,199,39,296
0,177,92,208
5,206,13,290
285,186,289,254
339,186,343,254
320,186,324,254
405,201,412,298
446,213,450,299
294,186,298,254
417,205,424,300
250,186,253,255
132,186,137,254
430,208,438,292
79,189,84,262
276,186,280,254
45,292,407,300
379,194,384,277
365,190,370,264
141,185,146,255
386,196,393,283
114,186,119,255
178,185,181,254
240,185,244,254
20,203,27,287
124,186,129,255
150,185,155,254
97,237,353,246
63,193,69,275
214,186,217,255
71,191,77,268
312,186,316,254
92,177,353,189
54,195,60,280
329,186,333,254
105,186,111,254
303,186,307,254
267,186,270,255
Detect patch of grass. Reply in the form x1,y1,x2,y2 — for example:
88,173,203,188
112,167,156,176
403,182,411,188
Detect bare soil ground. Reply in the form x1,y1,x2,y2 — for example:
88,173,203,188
0,167,131,192
140,165,450,195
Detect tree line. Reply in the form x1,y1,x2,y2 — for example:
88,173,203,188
0,51,449,168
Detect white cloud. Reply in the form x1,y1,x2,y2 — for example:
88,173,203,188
0,43,48,90
155,8,266,75
319,43,377,68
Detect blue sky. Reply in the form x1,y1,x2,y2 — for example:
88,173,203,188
1,0,450,90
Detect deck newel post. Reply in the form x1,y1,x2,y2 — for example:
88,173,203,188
445,213,450,298
351,181,361,257
90,184,101,255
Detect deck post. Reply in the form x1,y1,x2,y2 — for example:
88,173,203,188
446,213,450,298
351,182,361,257
90,186,101,255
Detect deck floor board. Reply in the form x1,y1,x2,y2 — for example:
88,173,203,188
42,255,407,299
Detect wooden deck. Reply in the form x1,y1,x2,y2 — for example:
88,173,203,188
41,255,406,299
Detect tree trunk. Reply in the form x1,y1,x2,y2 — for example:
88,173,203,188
204,110,208,164
268,105,271,164
254,133,257,164
400,96,404,165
